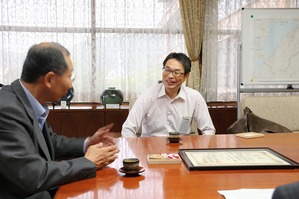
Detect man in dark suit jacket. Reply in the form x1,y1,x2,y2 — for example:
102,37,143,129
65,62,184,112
272,181,299,199
0,42,119,198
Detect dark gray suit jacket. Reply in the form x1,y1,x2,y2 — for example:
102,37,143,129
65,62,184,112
0,80,96,198
272,181,299,199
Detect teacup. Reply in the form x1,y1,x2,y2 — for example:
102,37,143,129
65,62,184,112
123,158,139,171
168,132,180,142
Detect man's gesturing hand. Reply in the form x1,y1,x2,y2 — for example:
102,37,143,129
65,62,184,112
85,142,119,169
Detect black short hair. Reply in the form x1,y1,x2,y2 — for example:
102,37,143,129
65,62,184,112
162,52,191,74
21,42,70,83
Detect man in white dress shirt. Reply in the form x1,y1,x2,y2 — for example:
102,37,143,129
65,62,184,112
121,52,215,137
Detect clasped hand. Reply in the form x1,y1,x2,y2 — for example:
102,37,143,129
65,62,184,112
85,123,120,169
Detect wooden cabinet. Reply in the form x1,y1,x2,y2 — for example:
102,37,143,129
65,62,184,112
207,101,237,134
105,109,129,131
47,105,128,138
47,102,237,138
208,107,237,134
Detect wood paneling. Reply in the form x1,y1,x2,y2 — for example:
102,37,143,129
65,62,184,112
47,104,128,138
47,102,237,138
105,109,129,132
208,101,237,134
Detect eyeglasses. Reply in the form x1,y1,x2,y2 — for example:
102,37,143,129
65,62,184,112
162,67,185,77
71,72,76,82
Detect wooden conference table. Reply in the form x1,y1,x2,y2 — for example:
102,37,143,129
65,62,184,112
55,133,299,199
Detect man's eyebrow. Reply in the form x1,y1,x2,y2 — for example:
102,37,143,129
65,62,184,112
164,66,181,70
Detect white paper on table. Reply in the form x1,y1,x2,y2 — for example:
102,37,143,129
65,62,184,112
218,188,275,199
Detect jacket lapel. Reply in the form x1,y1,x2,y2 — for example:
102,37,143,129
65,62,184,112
11,80,52,160
42,122,54,159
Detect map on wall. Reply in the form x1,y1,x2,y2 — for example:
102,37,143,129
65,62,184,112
241,8,299,85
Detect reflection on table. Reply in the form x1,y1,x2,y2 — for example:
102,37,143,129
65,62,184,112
55,133,299,199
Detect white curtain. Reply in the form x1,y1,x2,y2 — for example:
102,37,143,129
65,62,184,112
2,0,299,103
0,0,186,102
202,0,299,101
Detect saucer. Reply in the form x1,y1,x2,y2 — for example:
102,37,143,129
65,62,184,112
119,166,145,176
166,137,183,143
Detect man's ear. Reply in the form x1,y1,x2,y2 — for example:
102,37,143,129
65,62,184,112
44,71,56,88
183,72,190,85
184,73,190,81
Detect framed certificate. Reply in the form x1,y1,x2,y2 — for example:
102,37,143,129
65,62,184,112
178,148,299,170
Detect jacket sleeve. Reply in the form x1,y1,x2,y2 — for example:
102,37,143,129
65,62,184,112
0,100,96,198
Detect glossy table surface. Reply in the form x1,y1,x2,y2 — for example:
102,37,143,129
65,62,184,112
55,133,299,199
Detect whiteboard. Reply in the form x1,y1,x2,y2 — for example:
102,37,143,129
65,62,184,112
241,8,299,85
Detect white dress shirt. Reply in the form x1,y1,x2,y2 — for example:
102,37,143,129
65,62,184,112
121,83,215,137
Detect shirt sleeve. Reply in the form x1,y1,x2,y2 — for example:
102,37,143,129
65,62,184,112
194,93,216,135
121,97,145,137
